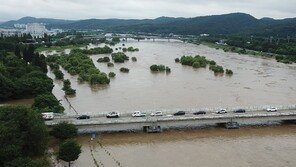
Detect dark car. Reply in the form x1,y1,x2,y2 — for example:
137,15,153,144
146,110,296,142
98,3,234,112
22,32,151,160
174,111,185,116
234,109,246,113
76,115,90,120
193,111,206,115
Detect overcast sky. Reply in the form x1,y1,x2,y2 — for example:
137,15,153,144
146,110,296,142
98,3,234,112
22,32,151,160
0,0,295,21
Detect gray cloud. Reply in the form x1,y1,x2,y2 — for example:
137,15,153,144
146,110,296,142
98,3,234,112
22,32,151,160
0,0,295,21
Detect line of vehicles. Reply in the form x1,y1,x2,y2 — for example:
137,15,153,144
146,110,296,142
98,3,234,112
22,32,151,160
53,107,278,120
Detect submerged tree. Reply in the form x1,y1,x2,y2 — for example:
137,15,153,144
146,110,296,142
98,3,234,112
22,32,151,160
51,122,77,140
58,140,81,167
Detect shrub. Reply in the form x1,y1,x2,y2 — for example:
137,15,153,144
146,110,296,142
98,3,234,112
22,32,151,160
150,64,159,71
62,79,76,95
107,62,114,67
150,64,170,72
53,69,64,80
275,55,284,62
97,56,110,63
111,52,129,63
127,47,139,52
209,60,216,65
226,69,233,75
175,58,180,63
165,67,171,73
192,62,200,68
108,72,116,78
120,67,129,73
132,57,137,62
90,73,110,84
158,65,166,71
210,65,224,73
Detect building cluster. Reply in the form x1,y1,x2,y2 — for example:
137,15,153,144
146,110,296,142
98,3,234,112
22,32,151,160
0,23,62,38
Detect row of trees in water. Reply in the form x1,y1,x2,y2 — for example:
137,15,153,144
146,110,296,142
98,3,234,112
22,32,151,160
176,55,233,76
47,49,110,85
150,64,171,73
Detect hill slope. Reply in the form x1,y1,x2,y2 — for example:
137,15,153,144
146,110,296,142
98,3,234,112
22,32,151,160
1,13,295,37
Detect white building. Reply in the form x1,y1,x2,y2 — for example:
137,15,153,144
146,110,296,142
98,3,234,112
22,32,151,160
25,23,48,38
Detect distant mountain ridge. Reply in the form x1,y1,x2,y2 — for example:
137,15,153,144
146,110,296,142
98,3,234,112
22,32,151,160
1,13,295,37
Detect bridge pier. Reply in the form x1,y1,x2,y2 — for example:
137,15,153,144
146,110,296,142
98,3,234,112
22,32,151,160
143,125,162,133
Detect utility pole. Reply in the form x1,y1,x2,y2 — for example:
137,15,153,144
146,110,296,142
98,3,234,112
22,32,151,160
269,36,273,43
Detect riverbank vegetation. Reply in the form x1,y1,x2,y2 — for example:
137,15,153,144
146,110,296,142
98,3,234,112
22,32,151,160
32,93,64,113
111,52,129,63
0,106,50,167
199,35,296,64
0,42,54,101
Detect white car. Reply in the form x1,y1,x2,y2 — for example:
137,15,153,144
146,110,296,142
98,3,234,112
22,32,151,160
216,109,227,114
132,111,146,117
267,107,278,112
106,112,120,118
150,111,163,116
41,112,54,120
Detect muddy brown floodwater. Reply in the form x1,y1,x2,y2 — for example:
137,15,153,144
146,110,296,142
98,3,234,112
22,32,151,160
48,39,296,114
59,125,296,167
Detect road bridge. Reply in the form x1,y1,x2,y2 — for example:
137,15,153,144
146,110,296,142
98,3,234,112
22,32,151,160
45,105,296,133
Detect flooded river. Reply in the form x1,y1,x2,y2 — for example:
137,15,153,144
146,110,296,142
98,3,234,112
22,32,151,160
60,125,296,167
48,39,296,114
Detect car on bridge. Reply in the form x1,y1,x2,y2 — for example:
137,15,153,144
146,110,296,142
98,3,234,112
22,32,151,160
193,111,206,115
234,109,246,113
132,111,146,117
151,111,163,116
41,112,54,120
267,107,278,112
216,109,227,114
76,115,90,120
106,112,120,118
174,111,186,116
